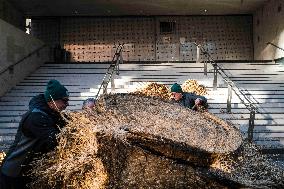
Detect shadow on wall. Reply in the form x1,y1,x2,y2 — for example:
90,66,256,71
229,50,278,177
260,29,284,60
53,44,73,62
62,42,156,62
273,29,284,59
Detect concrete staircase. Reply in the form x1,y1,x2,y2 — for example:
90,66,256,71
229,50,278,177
1,61,284,155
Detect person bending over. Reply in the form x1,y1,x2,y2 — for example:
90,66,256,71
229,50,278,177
0,80,69,189
170,83,208,111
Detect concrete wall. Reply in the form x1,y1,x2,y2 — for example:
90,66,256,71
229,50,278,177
254,0,284,60
31,16,253,62
0,19,51,97
0,0,25,30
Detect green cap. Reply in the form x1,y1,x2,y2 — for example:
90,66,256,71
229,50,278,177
44,80,69,102
171,83,183,93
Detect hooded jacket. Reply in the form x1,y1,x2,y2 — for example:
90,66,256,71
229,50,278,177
1,94,66,177
178,92,207,109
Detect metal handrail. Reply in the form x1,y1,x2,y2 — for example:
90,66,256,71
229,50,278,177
0,44,47,76
194,43,258,142
194,43,257,110
95,44,124,100
267,42,284,52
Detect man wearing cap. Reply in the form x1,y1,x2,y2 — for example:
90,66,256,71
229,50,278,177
0,80,69,189
170,83,208,111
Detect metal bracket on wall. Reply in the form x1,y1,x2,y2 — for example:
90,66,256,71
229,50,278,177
8,65,14,74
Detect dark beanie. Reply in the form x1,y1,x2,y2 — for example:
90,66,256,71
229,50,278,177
171,83,183,93
44,80,69,102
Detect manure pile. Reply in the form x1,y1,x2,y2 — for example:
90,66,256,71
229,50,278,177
29,94,284,189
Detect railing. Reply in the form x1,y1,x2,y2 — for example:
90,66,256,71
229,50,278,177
95,44,124,100
194,43,258,142
0,44,47,76
267,42,284,52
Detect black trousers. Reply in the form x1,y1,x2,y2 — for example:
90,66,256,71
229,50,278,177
0,172,29,189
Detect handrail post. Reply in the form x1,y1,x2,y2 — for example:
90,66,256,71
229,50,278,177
204,60,207,76
196,45,201,63
248,108,255,142
227,81,232,113
213,63,218,90
111,75,115,92
116,50,123,75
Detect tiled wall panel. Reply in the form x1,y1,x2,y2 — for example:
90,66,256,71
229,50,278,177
60,17,155,62
31,19,60,48
31,16,253,62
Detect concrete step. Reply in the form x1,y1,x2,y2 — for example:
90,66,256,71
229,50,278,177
1,61,284,152
0,122,20,128
209,102,284,108
214,113,284,120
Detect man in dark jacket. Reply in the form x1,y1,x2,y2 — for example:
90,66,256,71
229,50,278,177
170,83,208,111
0,80,69,189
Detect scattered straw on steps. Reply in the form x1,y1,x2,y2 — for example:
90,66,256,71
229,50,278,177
210,141,284,188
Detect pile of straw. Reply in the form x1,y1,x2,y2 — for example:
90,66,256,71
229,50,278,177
29,94,284,188
101,94,241,153
29,112,108,189
182,79,208,95
133,82,171,100
133,80,208,101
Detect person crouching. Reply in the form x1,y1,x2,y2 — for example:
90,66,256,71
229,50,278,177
170,83,208,111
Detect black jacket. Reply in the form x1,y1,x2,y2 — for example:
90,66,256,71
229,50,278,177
1,94,66,177
178,92,207,109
